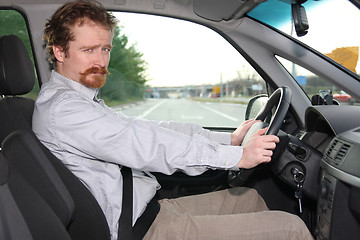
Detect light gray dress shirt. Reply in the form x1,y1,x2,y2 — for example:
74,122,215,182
32,71,242,240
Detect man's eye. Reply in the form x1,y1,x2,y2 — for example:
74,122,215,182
84,49,93,52
103,48,111,52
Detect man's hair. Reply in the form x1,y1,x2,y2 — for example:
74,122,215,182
43,0,117,67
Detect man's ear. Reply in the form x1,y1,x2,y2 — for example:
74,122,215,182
53,45,65,63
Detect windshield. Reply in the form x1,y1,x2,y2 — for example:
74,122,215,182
249,0,360,104
249,0,360,69
249,0,360,75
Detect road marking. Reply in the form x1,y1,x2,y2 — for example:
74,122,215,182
138,99,168,118
197,102,239,122
180,115,204,120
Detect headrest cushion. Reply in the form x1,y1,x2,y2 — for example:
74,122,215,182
0,35,35,95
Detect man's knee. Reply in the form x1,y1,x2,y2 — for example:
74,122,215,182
227,187,268,212
272,211,313,239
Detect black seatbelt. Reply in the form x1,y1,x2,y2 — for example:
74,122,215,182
118,167,160,240
118,166,133,240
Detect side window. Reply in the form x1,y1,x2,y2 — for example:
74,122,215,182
0,10,39,99
277,56,359,106
106,12,266,128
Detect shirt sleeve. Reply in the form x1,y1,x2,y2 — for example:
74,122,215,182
120,114,232,145
52,94,242,176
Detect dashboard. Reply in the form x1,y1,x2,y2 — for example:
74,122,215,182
303,106,360,240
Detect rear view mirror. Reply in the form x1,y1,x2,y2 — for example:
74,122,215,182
292,3,309,36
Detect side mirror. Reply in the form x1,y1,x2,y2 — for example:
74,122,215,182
245,94,269,120
292,3,309,37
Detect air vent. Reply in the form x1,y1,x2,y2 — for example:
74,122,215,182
325,138,351,166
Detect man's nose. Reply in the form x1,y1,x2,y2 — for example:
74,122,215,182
94,51,107,67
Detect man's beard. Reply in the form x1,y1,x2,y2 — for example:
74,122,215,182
79,66,109,89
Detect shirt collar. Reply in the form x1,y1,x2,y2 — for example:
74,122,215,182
51,70,100,101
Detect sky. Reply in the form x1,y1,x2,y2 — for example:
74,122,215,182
113,0,360,87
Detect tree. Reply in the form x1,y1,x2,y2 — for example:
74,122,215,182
109,26,148,84
102,26,148,103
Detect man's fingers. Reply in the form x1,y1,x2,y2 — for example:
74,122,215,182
262,141,277,150
242,119,255,124
262,156,272,163
254,127,267,136
263,135,280,143
257,132,280,143
253,146,275,157
257,151,273,164
252,128,279,143
263,149,274,157
238,119,255,128
242,119,259,130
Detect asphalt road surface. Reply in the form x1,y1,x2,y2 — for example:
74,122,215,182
115,98,247,128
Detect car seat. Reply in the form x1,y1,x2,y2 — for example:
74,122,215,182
0,152,71,240
0,34,110,239
0,34,35,143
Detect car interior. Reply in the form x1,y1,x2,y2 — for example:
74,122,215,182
0,0,360,240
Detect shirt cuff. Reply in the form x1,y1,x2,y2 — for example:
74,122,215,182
187,143,242,170
217,144,242,170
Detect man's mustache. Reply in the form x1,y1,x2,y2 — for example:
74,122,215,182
80,66,109,76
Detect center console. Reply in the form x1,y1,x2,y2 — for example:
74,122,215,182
315,135,360,240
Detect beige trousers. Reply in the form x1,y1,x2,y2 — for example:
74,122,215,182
143,187,313,240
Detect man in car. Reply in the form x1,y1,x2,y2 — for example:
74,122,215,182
33,1,313,239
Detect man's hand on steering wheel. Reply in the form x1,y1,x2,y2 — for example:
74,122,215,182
230,119,260,146
237,127,279,169
228,86,292,187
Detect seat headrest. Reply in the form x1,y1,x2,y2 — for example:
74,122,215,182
0,35,35,96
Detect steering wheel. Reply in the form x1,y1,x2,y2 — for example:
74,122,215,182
228,86,292,187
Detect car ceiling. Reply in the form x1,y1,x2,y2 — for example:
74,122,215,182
193,0,265,21
3,0,263,22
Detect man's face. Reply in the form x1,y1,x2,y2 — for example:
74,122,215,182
53,19,112,89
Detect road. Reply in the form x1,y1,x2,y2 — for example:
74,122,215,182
114,98,247,127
